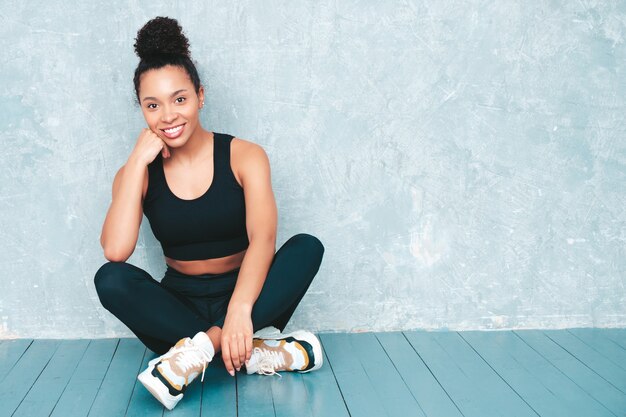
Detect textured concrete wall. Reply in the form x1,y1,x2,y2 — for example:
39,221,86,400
1,1,624,338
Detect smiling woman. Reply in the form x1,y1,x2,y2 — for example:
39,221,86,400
93,16,326,411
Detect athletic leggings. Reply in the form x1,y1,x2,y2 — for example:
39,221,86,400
94,233,324,355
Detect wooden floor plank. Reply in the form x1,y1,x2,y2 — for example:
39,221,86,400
200,356,237,417
0,339,32,381
0,339,61,417
88,338,147,417
404,330,491,417
1,329,624,416
237,369,276,416
300,344,350,417
49,339,119,417
599,328,626,349
567,328,626,371
348,332,424,415
320,332,387,417
125,349,165,417
270,371,312,417
515,329,626,416
12,339,90,417
405,331,536,417
542,329,626,393
461,330,614,417
436,331,539,416
377,331,462,417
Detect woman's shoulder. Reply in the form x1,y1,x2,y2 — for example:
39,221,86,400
230,135,254,150
230,136,267,159
229,136,271,186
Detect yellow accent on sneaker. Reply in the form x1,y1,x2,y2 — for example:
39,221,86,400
245,330,322,376
137,332,215,410
158,364,184,391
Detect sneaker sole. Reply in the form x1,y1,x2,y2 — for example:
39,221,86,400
137,365,182,410
278,330,324,373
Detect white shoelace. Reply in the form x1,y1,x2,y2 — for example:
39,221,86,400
252,346,285,378
163,340,214,383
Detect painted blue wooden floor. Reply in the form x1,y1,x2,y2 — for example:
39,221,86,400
1,328,625,416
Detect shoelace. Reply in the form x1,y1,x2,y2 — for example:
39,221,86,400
252,346,285,378
162,339,214,383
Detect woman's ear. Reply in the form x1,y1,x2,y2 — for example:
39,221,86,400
198,85,205,108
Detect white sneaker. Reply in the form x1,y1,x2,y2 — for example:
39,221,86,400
253,326,282,338
137,331,215,410
244,330,323,377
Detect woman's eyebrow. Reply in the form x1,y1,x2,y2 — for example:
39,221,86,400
142,89,188,102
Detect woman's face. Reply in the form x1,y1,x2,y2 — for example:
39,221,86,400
138,64,204,147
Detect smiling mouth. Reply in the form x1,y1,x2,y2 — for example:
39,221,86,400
161,123,186,134
160,123,187,139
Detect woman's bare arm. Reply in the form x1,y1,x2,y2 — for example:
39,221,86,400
99,156,146,262
99,128,169,261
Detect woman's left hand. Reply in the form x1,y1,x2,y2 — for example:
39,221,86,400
220,304,254,376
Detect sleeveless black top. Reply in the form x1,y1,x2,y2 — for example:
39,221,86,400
142,132,249,260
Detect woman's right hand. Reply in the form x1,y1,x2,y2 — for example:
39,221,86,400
128,128,171,166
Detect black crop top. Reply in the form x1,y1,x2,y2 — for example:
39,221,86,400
142,132,249,260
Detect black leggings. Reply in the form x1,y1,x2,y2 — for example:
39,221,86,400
94,233,324,355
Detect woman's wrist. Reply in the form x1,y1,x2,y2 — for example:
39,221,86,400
126,154,147,170
227,300,253,314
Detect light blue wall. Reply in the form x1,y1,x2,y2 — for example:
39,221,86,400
1,1,624,338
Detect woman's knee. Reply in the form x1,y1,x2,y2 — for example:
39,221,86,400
282,234,325,275
288,233,325,260
93,261,136,306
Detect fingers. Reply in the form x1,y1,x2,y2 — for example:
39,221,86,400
245,334,253,365
222,332,252,376
221,338,235,376
237,336,246,371
230,333,243,371
222,333,244,376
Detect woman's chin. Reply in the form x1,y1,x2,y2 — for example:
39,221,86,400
162,133,189,146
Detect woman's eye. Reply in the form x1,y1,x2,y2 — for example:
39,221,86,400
176,97,186,103
147,103,157,109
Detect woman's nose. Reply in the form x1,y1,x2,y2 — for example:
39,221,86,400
160,107,178,123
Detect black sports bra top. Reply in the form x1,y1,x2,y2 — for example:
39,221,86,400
142,132,249,261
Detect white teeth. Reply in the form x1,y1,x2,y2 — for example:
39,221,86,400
164,125,183,133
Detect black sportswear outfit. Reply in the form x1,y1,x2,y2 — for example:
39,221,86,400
142,132,249,260
94,133,324,355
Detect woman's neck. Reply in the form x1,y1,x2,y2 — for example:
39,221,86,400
168,127,213,166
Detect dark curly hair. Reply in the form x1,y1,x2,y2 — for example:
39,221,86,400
132,16,202,105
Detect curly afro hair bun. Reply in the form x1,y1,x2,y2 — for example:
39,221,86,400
131,16,202,105
133,16,190,60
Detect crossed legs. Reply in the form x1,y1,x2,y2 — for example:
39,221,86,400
94,233,324,355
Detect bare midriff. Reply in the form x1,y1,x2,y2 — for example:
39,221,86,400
165,248,247,275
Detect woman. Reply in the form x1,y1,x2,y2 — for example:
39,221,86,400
94,16,325,411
